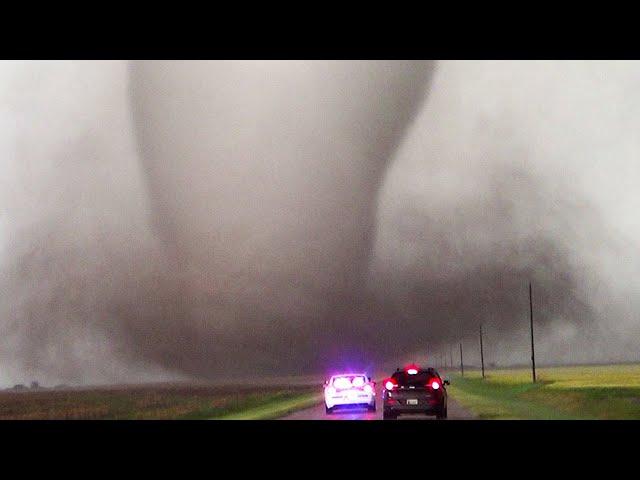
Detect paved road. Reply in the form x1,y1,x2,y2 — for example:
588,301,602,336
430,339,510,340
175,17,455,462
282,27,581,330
281,390,475,420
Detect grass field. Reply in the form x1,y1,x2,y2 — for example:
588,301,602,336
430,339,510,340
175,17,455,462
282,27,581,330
447,364,640,419
218,392,322,419
0,383,318,420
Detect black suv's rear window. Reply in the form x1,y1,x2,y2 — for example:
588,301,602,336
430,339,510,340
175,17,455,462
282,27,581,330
392,369,438,387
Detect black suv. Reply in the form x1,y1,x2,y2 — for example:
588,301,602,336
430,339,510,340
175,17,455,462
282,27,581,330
382,366,450,420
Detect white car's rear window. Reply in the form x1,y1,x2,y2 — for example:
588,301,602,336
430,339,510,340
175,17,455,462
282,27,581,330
332,375,367,389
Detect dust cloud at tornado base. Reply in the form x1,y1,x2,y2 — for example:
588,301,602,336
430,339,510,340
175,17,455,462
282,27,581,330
1,61,639,385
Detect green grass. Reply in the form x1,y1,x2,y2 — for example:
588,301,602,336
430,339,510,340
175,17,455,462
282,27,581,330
217,393,322,420
447,364,640,419
0,383,319,420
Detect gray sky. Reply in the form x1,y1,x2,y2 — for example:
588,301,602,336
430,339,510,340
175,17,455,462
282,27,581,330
1,61,639,386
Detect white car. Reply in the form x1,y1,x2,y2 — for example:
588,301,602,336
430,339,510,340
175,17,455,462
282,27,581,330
323,373,376,414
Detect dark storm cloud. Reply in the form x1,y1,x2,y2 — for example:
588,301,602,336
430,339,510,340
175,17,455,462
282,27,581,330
0,61,177,384
371,61,640,366
1,61,639,385
369,164,605,365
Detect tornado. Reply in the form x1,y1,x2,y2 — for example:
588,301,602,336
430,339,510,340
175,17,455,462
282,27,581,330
128,61,435,377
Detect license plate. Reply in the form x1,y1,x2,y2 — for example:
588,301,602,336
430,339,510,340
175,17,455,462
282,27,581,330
407,399,418,405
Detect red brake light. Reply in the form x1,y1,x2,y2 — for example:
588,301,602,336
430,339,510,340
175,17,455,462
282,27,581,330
363,384,373,394
404,363,419,374
428,378,441,390
384,378,397,391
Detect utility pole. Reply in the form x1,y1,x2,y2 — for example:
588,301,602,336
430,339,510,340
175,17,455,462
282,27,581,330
529,282,536,383
459,342,464,377
449,345,453,370
479,325,485,379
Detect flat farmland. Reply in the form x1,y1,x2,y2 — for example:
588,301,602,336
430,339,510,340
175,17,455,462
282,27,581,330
447,364,640,419
0,383,317,420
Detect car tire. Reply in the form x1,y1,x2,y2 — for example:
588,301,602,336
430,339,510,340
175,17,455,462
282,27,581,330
436,404,447,419
369,402,376,413
383,409,396,420
325,405,333,415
